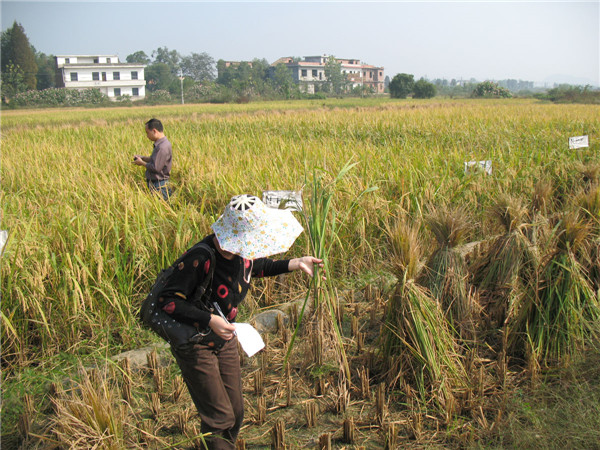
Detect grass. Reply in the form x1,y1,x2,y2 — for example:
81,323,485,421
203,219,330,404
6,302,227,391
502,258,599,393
2,97,600,447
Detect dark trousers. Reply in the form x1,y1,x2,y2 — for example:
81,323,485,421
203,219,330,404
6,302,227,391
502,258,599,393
147,179,171,201
171,337,243,450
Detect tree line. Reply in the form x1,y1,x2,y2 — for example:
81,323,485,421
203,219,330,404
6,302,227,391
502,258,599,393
0,21,380,106
3,21,597,107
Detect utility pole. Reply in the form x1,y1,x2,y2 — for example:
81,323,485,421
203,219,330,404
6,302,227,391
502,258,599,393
179,69,184,105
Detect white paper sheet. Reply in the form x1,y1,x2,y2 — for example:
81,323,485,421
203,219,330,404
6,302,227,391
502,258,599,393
235,323,265,357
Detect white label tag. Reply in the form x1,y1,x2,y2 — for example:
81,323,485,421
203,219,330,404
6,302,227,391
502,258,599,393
0,230,7,256
569,135,589,149
262,190,303,211
464,160,492,175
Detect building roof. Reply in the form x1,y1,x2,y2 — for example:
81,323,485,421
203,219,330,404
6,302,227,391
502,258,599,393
56,54,119,58
271,56,382,70
59,63,146,69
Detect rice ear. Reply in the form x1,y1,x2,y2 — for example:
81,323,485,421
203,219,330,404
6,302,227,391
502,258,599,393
579,186,600,223
575,161,600,190
385,215,422,280
489,194,528,234
424,204,472,249
556,211,592,254
531,179,553,215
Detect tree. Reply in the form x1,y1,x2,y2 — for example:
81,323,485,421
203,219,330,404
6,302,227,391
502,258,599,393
324,55,345,95
384,75,391,92
0,63,26,102
180,52,215,81
272,63,295,98
389,73,414,99
413,78,436,98
145,62,176,92
231,61,252,95
35,51,56,90
126,51,151,64
1,21,38,91
151,47,181,74
216,59,235,86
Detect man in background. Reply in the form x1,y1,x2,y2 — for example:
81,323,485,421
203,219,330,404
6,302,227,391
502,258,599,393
133,118,172,200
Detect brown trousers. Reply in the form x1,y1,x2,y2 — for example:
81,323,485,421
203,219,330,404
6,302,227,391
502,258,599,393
171,337,243,450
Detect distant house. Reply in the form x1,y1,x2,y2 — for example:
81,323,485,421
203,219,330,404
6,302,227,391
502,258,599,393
271,55,384,94
55,55,146,101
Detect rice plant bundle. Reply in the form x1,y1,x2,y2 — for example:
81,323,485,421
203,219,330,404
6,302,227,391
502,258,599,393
381,277,466,409
380,217,465,409
510,213,600,363
470,195,537,327
586,238,600,295
578,187,600,292
579,186,600,226
576,161,600,192
418,204,473,329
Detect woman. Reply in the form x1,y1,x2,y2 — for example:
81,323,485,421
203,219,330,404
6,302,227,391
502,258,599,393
157,194,322,449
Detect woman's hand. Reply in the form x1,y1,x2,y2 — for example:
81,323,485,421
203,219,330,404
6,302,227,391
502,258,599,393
209,314,236,340
288,256,325,279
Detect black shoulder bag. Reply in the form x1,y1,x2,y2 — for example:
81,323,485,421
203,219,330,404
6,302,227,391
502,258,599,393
139,243,226,349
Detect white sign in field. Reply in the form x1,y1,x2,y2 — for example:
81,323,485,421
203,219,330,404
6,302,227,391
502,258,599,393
464,160,493,176
569,135,589,149
262,190,303,211
0,230,7,256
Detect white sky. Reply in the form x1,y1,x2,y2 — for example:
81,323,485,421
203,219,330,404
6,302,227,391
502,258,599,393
1,0,599,86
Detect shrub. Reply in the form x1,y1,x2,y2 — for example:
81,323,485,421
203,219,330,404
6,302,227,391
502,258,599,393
472,81,512,98
536,85,600,104
145,89,173,104
12,88,110,107
413,78,436,99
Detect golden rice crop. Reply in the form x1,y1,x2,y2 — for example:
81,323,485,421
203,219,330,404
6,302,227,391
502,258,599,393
1,98,598,373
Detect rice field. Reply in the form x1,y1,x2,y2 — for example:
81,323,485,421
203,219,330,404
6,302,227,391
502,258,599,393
2,98,599,447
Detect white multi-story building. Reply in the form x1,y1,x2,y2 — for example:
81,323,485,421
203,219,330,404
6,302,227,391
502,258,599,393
270,55,384,94
55,55,146,101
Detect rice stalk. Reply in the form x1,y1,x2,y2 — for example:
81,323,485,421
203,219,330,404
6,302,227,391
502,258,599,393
285,160,376,378
45,364,128,448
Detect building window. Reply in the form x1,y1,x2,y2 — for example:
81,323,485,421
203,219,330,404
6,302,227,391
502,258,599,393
65,58,70,64
301,69,307,77
94,58,99,63
113,72,120,80
92,72,100,81
114,88,121,96
131,71,138,80
312,69,317,77
70,72,78,81
132,88,139,96
102,72,107,81
107,58,111,63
